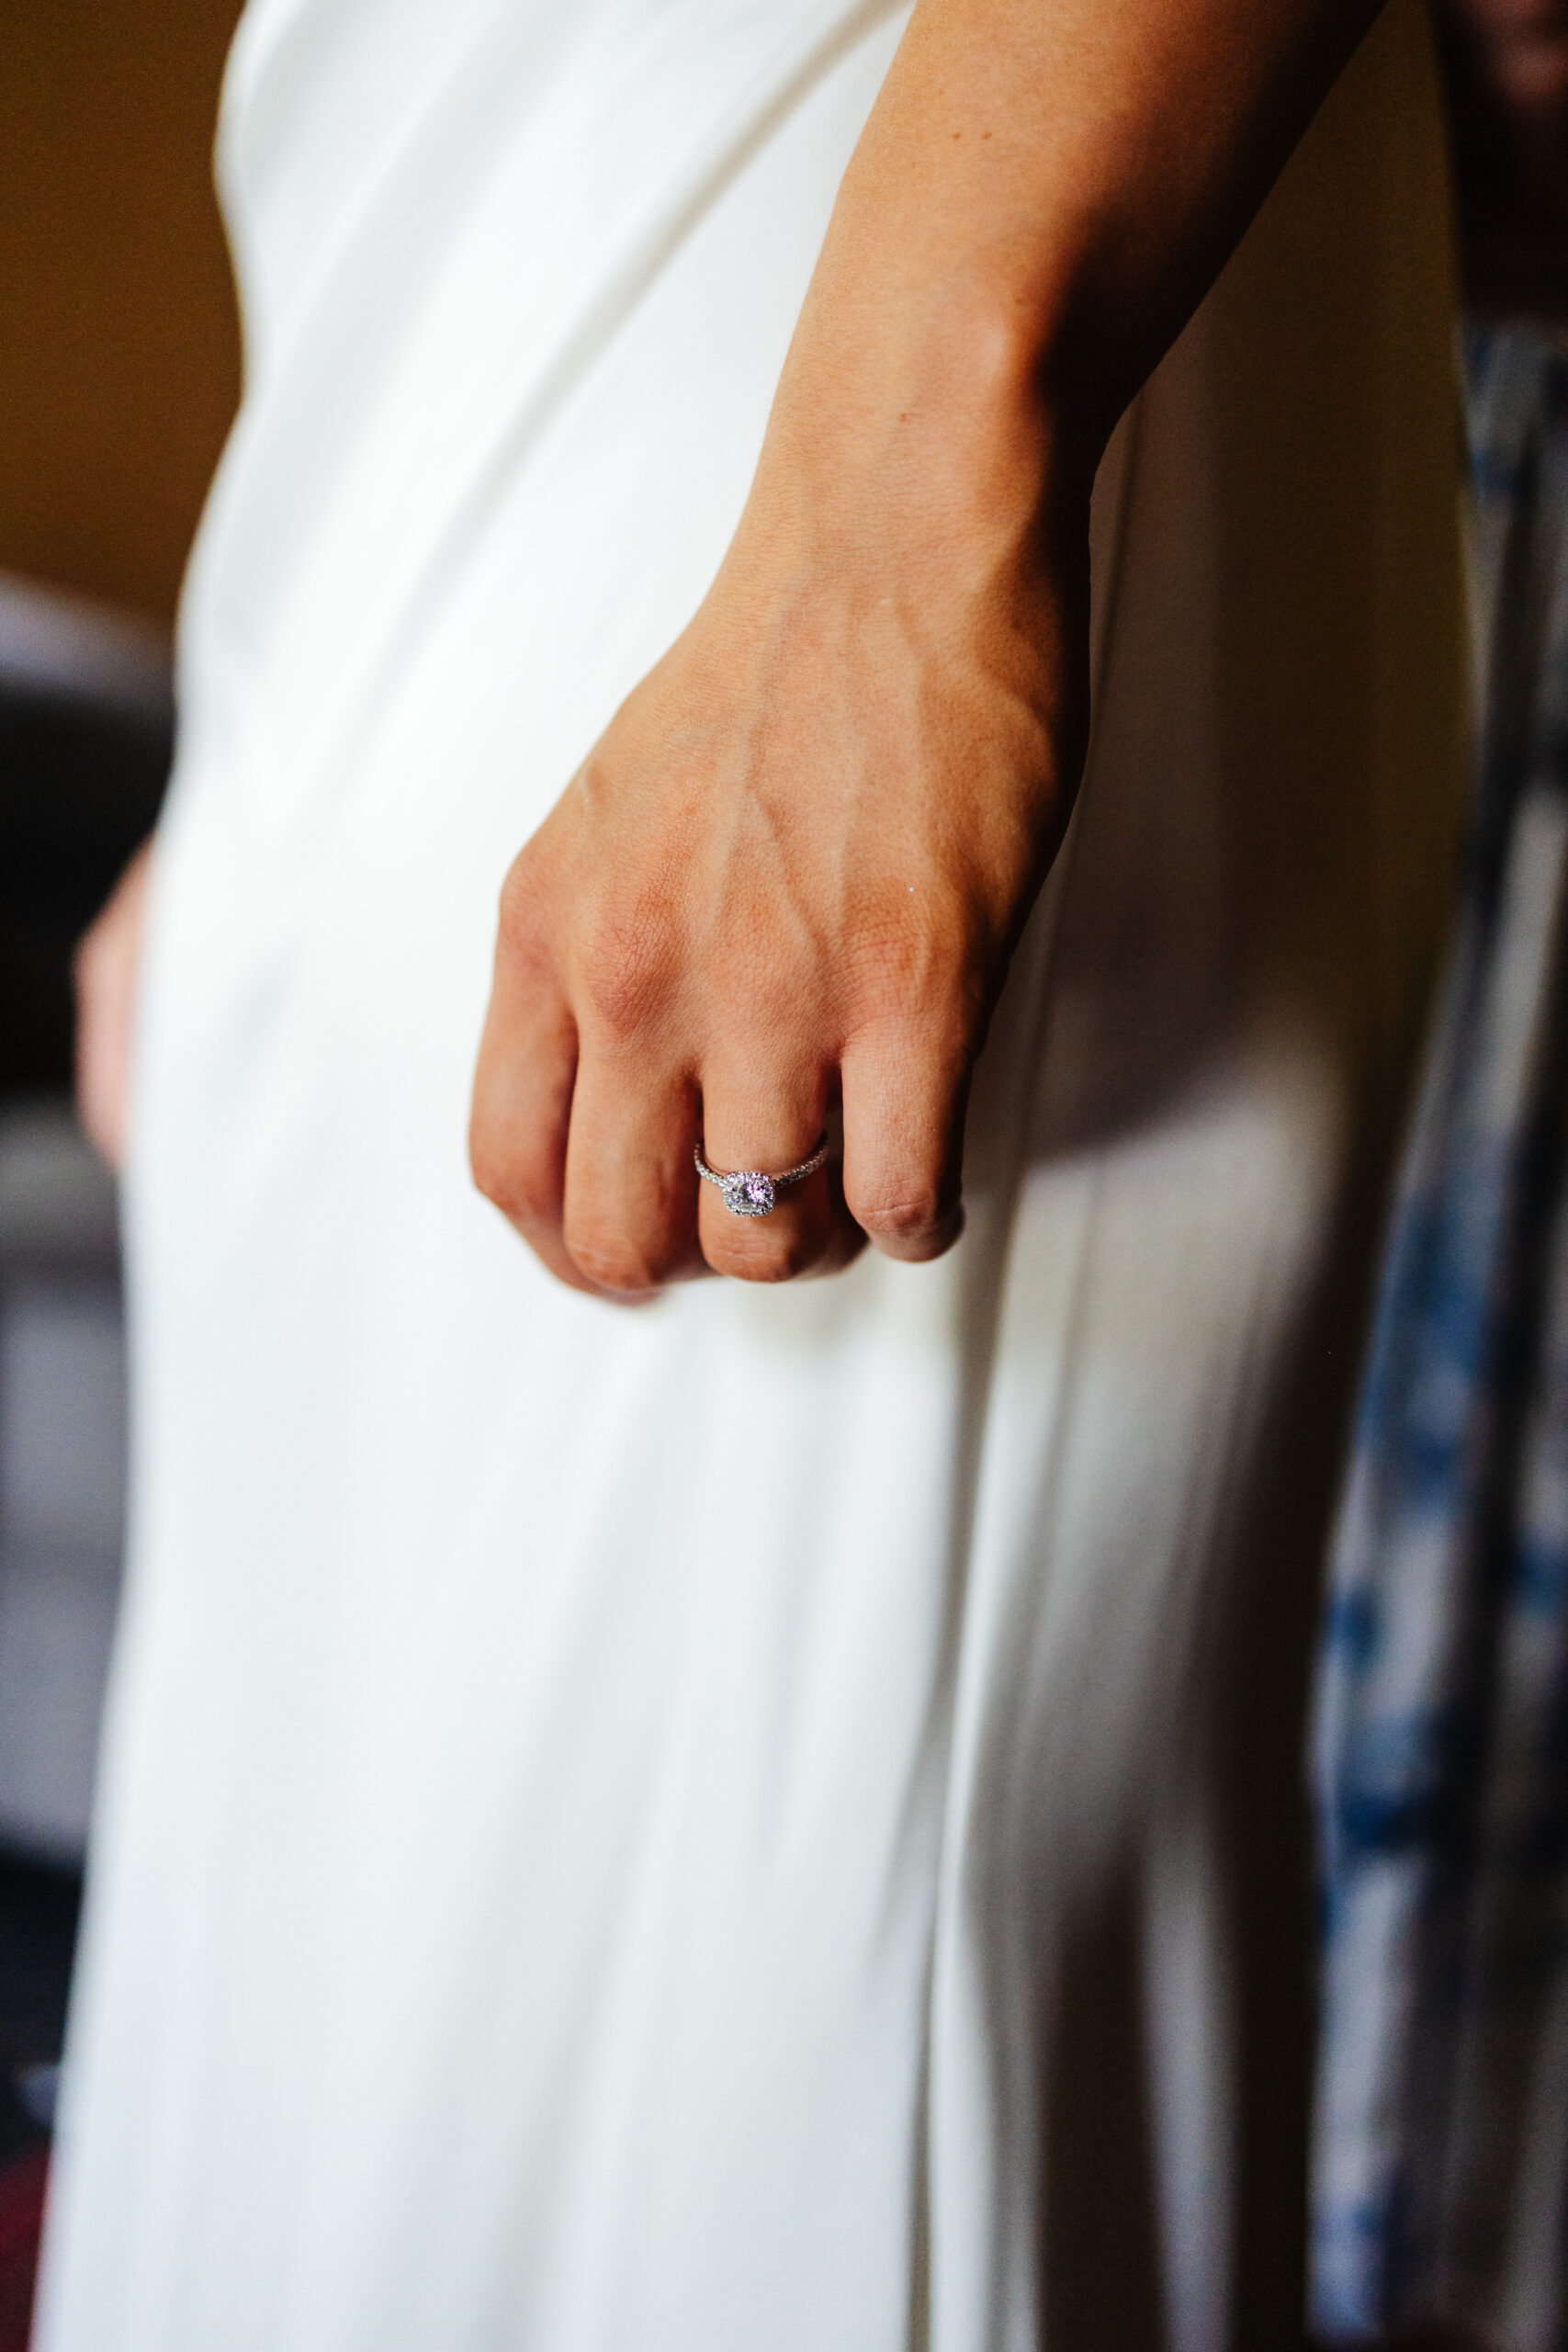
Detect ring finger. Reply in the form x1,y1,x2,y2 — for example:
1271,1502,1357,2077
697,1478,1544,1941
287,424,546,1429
695,1067,840,1282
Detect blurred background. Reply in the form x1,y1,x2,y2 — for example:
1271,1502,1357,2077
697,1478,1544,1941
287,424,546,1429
1,0,241,616
0,0,240,2327
0,3,1566,2348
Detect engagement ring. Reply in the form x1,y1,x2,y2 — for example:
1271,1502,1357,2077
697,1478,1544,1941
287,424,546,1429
694,1133,829,1218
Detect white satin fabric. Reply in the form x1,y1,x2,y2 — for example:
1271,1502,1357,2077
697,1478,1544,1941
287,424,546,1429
37,5,1461,2347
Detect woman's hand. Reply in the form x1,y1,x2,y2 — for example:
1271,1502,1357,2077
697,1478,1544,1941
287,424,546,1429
75,842,152,1172
470,328,1089,1296
470,0,1388,1296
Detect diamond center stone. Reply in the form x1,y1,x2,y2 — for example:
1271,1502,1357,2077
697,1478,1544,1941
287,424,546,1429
722,1171,775,1217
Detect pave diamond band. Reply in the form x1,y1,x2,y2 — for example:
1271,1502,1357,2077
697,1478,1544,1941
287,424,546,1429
694,1133,829,1218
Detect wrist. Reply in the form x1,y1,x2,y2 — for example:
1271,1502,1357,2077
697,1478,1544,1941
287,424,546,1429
732,251,1096,644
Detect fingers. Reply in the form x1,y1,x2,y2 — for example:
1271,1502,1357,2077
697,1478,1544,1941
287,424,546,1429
562,1055,704,1295
474,854,972,1296
475,978,969,1293
469,904,595,1295
840,1021,969,1263
475,948,969,1293
695,1067,840,1283
74,841,152,1172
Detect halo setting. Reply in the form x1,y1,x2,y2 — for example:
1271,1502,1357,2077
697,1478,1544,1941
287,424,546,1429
721,1172,777,1218
694,1134,829,1218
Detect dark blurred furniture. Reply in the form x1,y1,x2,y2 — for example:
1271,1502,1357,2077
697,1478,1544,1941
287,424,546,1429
0,572,172,1859
0,1103,125,1859
0,574,170,1094
0,571,174,2352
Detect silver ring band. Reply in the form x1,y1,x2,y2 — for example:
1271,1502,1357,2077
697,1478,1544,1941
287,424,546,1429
694,1132,829,1218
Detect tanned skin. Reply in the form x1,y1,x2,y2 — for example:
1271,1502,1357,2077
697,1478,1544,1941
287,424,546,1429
84,0,1394,1286
467,0,1385,1296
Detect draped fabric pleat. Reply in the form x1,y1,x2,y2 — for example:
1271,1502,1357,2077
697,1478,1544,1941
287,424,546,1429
38,7,1461,2346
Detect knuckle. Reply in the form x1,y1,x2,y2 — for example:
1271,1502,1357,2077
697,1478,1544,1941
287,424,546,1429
845,1176,953,1248
563,1229,670,1296
704,1221,816,1285
855,1194,944,1242
467,1120,508,1209
839,875,1003,1071
845,887,973,1030
497,850,553,964
574,898,676,1046
571,749,618,822
710,922,818,1019
468,1115,553,1230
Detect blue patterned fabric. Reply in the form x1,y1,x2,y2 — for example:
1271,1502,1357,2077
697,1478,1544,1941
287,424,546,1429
1311,323,1568,2350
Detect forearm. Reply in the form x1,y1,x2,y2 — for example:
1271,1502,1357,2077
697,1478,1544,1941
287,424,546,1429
765,0,1386,497
475,0,1400,1295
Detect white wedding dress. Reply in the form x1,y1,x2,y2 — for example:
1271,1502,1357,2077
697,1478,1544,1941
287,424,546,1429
36,4,1461,2347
